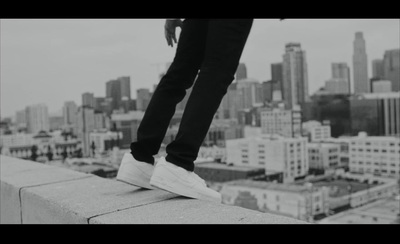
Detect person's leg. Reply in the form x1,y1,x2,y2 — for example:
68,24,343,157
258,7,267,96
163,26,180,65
166,19,253,171
130,19,209,164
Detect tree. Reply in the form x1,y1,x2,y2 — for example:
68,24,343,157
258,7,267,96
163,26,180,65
46,145,53,161
30,145,38,162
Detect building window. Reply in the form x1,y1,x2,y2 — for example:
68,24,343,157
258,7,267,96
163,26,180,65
259,161,265,165
242,160,248,164
276,195,280,201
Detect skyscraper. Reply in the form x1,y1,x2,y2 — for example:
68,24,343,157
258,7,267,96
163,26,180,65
282,43,309,109
136,88,151,111
352,32,369,94
332,63,351,81
106,76,131,112
82,92,95,108
372,59,384,79
271,63,283,84
26,104,50,134
383,49,400,92
235,63,247,81
62,101,78,125
350,92,400,136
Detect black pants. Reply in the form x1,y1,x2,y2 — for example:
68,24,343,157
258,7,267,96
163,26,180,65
131,19,253,171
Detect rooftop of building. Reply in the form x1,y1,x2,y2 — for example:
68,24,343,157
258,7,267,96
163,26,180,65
0,155,307,224
307,142,340,148
225,179,313,194
195,162,265,172
319,196,400,224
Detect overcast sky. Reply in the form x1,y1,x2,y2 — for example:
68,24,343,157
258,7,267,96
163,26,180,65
1,19,399,118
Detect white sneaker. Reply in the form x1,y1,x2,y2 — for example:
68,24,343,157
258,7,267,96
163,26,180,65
116,153,156,190
150,157,221,203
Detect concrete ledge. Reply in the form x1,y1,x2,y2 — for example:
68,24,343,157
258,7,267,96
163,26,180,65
1,155,307,224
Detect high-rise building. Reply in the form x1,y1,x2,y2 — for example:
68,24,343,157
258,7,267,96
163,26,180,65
383,49,400,92
282,43,309,109
332,63,351,82
82,92,95,108
372,59,384,79
226,135,309,183
324,79,350,94
235,63,247,81
236,78,263,110
352,32,369,94
260,104,302,138
350,92,400,137
303,94,352,138
75,106,95,156
15,109,27,128
136,88,151,111
106,76,132,112
262,80,282,103
372,80,392,93
271,63,283,84
331,63,351,94
25,104,50,134
62,101,78,125
110,111,144,149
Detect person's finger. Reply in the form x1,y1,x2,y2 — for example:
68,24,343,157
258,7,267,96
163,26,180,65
172,33,178,45
165,30,172,47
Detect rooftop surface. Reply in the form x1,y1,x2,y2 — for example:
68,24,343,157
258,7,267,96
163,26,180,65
0,155,307,224
195,162,265,172
225,179,312,194
319,196,400,224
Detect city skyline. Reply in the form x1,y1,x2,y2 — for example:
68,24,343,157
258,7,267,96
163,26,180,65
1,19,399,118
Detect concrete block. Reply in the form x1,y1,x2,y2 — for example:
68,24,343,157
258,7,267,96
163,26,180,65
21,176,179,224
90,197,308,224
0,156,91,224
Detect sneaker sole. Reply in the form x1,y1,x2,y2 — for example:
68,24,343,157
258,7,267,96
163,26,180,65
150,167,221,203
116,159,155,190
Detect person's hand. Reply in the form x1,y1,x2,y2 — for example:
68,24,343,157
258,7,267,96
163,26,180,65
165,19,183,47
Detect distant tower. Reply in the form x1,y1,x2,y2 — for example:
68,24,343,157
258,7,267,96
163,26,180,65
235,63,247,81
352,32,369,94
372,59,384,79
383,49,400,92
282,43,309,109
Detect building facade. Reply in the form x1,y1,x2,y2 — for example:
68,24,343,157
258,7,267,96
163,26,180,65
62,101,78,126
352,32,369,94
350,92,400,137
383,49,400,92
307,142,340,170
220,180,330,222
349,132,400,178
226,135,308,183
372,80,392,93
282,43,309,109
302,120,332,142
110,111,144,149
260,104,302,138
26,104,50,134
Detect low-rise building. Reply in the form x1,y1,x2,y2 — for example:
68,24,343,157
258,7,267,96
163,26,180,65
226,135,308,183
307,142,340,170
194,162,265,183
220,180,330,222
348,132,400,178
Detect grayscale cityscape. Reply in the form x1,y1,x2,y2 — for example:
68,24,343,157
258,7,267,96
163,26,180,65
1,19,399,224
